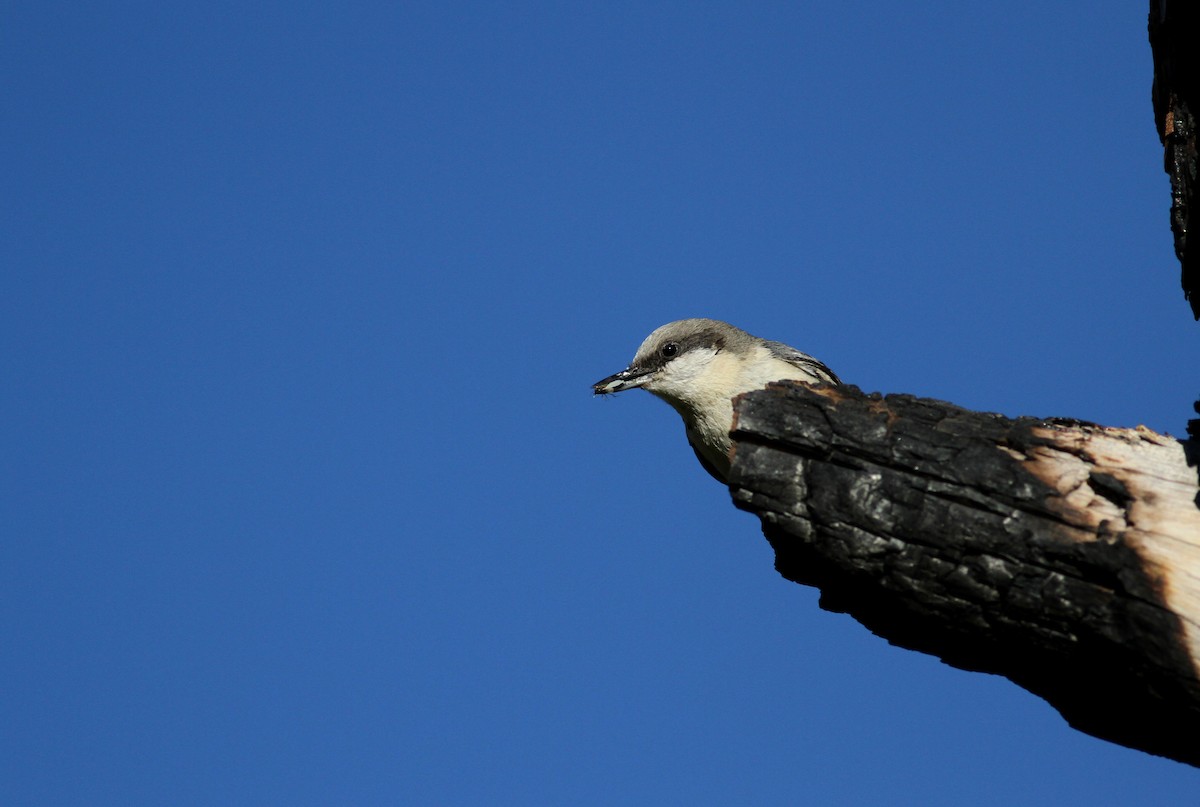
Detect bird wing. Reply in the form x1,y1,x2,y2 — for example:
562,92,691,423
761,340,840,384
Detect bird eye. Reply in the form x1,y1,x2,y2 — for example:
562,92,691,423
661,343,679,358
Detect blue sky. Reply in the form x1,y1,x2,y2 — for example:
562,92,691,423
5,2,1200,804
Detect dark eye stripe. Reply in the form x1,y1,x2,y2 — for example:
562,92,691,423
637,329,726,374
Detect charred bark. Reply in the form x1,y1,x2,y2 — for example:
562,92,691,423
729,381,1200,767
1149,1,1200,317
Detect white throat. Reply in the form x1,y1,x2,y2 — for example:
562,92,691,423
644,345,826,471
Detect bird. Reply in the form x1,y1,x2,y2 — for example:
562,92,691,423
593,318,839,482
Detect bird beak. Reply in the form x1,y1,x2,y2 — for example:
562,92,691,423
593,366,652,394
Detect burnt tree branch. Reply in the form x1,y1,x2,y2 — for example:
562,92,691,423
728,382,1200,767
1149,0,1200,317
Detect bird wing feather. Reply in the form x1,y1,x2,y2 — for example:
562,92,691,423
760,340,840,384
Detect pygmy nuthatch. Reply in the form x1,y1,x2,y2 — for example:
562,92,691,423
593,318,839,482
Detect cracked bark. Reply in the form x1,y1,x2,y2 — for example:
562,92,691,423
1150,0,1200,317
728,381,1200,767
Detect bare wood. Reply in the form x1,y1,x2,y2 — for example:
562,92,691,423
728,381,1200,766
